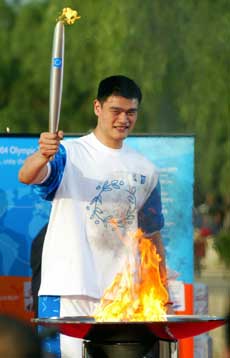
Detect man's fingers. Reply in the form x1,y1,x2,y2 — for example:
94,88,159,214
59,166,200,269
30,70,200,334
38,132,62,158
58,130,64,139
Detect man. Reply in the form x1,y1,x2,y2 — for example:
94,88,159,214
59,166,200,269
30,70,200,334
19,75,167,357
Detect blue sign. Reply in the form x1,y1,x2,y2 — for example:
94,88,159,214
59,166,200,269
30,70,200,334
0,135,194,283
126,136,194,283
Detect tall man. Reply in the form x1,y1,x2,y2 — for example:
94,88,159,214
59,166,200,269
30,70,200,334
19,75,167,357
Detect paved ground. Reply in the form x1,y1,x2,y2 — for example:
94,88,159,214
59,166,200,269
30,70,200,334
195,237,230,358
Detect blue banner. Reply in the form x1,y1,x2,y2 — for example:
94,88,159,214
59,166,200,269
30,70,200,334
0,135,194,283
127,136,194,283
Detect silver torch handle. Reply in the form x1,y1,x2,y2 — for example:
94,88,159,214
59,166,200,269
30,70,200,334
49,21,65,133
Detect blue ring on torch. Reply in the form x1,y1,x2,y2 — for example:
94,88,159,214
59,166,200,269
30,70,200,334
53,58,62,68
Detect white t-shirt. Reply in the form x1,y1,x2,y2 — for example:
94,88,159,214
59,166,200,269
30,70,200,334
34,133,163,298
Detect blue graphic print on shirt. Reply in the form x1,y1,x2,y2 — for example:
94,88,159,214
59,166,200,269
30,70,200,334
138,181,164,234
38,296,61,357
33,144,66,201
86,179,137,229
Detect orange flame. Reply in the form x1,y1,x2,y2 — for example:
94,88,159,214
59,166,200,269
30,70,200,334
93,228,169,322
57,7,80,25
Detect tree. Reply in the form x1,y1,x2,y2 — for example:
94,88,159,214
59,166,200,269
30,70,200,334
0,0,229,202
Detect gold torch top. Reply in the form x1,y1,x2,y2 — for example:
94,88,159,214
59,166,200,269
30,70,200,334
57,7,80,25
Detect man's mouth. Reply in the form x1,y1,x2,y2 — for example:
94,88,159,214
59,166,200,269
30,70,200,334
114,125,129,130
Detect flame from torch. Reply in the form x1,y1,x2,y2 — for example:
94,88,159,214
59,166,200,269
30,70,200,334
49,8,80,133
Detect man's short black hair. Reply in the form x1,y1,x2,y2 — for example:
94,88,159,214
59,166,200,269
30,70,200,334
97,75,142,104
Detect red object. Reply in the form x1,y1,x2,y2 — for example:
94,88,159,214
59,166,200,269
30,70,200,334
34,315,227,342
200,227,212,237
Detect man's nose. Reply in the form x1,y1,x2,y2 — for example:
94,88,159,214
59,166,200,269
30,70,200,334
119,111,129,122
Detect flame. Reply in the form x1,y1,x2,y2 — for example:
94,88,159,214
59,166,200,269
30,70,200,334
94,228,169,322
57,7,80,25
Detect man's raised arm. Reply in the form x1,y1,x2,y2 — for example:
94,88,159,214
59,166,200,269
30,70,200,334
18,131,63,184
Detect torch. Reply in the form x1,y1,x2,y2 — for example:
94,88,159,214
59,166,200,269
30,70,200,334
49,8,80,133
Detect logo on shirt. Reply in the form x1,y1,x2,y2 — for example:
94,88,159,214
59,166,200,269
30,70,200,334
86,179,137,230
140,175,146,184
132,174,146,184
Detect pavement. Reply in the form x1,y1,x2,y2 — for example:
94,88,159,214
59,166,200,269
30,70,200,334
195,237,230,358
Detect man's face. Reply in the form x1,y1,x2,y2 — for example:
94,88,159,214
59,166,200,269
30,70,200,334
94,95,139,148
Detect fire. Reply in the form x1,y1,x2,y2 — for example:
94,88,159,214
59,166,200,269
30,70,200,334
57,7,81,25
94,228,169,322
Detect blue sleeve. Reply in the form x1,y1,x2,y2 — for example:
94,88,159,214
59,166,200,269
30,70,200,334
138,180,164,234
32,144,66,201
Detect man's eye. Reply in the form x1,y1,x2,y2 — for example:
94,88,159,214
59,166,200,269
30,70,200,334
112,110,120,115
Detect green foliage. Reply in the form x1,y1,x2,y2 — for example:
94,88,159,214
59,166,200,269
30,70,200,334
0,0,229,200
214,230,230,267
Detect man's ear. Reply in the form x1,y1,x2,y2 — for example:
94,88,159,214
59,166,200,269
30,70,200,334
94,99,102,116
